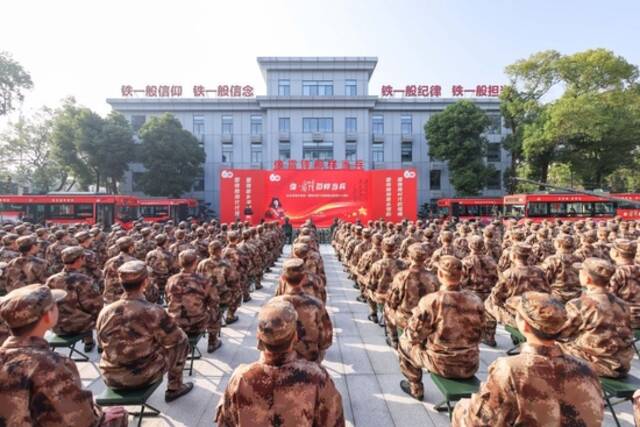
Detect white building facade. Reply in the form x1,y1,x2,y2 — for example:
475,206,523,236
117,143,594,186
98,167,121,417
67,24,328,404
107,57,509,217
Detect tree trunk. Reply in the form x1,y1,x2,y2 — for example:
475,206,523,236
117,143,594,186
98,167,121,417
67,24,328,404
65,179,76,192
96,172,100,193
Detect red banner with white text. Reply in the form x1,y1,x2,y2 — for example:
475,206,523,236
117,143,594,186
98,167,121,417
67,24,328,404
219,168,416,227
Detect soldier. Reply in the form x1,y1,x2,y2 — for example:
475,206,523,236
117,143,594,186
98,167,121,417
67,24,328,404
278,244,326,303
594,226,612,262
46,246,103,352
0,233,19,263
35,227,50,259
366,237,406,324
531,227,555,264
169,229,196,259
134,227,156,260
384,243,438,349
0,284,127,426
559,257,634,378
482,227,501,262
608,239,640,328
45,230,68,275
574,229,602,261
540,234,582,303
5,235,49,292
428,230,460,272
75,231,104,291
485,244,550,327
276,258,333,363
215,298,345,426
398,256,484,400
102,236,138,304
97,260,193,402
452,292,604,427
355,233,384,303
197,240,242,325
223,230,251,303
349,228,373,277
461,236,499,346
145,234,176,304
166,250,221,353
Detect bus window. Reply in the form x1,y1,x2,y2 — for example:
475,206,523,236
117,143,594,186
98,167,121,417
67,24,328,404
75,204,94,218
118,206,138,222
504,204,524,218
48,204,75,218
0,203,25,212
594,202,614,215
549,203,567,216
528,202,548,217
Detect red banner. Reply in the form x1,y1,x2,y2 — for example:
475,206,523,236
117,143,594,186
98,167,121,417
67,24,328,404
220,168,416,227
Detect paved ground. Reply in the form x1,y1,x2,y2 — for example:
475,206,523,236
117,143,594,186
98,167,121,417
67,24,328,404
66,244,636,426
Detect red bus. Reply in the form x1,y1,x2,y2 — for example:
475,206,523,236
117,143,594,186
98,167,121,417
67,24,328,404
436,198,503,224
503,193,618,222
612,193,640,220
0,194,138,229
137,198,199,223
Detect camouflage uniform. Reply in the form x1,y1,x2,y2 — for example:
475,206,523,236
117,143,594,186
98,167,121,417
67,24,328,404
166,250,221,349
45,231,68,275
609,239,640,328
45,246,103,344
355,234,383,299
366,238,407,322
0,284,127,427
5,254,49,293
145,234,176,303
223,231,251,302
461,236,499,344
102,237,138,304
540,235,582,303
276,259,332,363
197,240,242,323
97,261,190,394
215,298,344,427
384,243,438,348
453,292,604,427
398,256,484,399
485,244,550,327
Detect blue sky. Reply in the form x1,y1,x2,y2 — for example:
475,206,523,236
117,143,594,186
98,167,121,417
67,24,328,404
1,0,638,117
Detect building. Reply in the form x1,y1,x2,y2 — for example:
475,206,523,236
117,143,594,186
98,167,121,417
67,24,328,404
107,57,509,217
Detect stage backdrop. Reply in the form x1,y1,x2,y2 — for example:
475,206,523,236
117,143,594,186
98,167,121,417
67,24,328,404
219,168,417,227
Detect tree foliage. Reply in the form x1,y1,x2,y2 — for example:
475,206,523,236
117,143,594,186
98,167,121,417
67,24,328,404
425,100,493,196
0,51,33,116
501,48,640,191
137,113,205,197
0,107,68,193
51,98,135,193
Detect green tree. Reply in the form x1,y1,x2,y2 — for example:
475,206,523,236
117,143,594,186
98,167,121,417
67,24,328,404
0,107,68,192
0,51,33,116
137,113,205,197
425,100,493,195
51,98,135,192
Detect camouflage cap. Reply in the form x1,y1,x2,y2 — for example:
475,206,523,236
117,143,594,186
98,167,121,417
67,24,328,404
297,235,313,244
14,224,26,234
35,228,48,237
292,243,310,257
372,233,384,244
469,235,484,251
613,239,637,258
54,230,66,240
382,237,396,252
507,291,567,336
61,246,85,264
154,233,168,245
74,231,91,243
554,234,575,250
440,231,453,243
116,236,134,250
227,230,240,242
256,297,298,348
0,284,66,329
16,235,36,251
2,233,18,245
118,260,148,284
408,243,427,262
140,227,152,236
438,255,463,280
175,229,186,239
208,239,223,252
512,243,532,258
282,258,305,282
573,257,615,286
362,228,372,238
179,249,198,266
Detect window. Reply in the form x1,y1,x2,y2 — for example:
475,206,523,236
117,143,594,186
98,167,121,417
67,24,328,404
486,114,502,134
430,170,442,190
140,205,169,217
222,115,233,135
303,142,333,160
279,117,290,133
302,118,333,133
372,115,384,135
193,175,205,192
132,172,144,192
49,204,74,218
401,142,413,163
278,79,290,96
222,144,233,163
250,115,262,135
302,80,333,96
75,204,94,217
487,143,501,162
487,170,502,190
345,142,357,161
193,115,205,143
251,143,263,163
279,142,291,161
346,117,357,133
345,79,357,96
528,202,549,216
401,114,412,135
372,143,384,163
131,115,146,132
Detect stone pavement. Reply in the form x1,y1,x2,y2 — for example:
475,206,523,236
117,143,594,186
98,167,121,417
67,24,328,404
65,244,636,426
